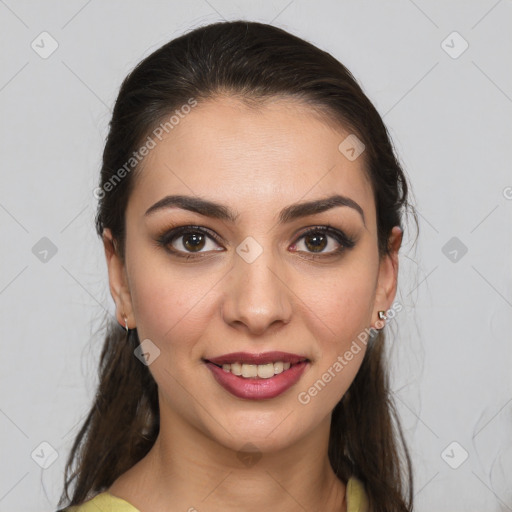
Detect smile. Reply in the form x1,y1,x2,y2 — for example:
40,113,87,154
214,361,295,379
203,351,311,400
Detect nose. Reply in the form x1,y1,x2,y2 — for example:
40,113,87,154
221,244,293,336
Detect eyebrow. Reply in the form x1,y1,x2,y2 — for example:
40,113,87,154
144,194,365,226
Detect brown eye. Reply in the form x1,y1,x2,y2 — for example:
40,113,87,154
304,232,328,253
291,226,355,258
180,232,206,252
157,225,224,259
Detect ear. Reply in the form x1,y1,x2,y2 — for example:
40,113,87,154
372,226,403,328
102,228,135,329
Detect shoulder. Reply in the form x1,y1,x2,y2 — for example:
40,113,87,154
61,491,140,512
62,478,367,512
346,476,370,512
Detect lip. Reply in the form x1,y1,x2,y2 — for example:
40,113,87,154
204,354,310,400
205,351,309,366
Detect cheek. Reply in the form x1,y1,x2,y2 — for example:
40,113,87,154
126,248,218,352
297,265,377,347
293,265,376,405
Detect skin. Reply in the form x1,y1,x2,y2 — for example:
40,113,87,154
103,95,402,512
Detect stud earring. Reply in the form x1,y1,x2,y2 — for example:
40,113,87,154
374,310,387,331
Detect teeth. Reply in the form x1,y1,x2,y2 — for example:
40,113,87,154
242,364,258,378
231,362,242,376
274,361,284,374
220,361,295,379
257,363,274,378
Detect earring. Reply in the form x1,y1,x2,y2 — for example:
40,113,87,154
374,310,387,331
124,316,129,332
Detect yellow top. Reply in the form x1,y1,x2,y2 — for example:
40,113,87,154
66,476,369,512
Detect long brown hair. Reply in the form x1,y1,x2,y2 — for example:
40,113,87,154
57,20,418,511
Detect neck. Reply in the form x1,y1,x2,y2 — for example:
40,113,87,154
112,407,346,512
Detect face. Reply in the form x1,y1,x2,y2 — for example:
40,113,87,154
104,95,401,455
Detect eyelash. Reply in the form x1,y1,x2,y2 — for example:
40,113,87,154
155,224,356,261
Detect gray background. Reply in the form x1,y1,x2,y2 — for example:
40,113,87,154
0,1,511,511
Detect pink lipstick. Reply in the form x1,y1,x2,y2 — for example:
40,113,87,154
204,351,310,400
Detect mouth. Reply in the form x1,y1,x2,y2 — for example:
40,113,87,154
203,351,310,379
202,351,311,400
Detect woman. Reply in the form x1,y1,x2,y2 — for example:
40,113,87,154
57,19,417,512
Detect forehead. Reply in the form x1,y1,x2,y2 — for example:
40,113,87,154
129,95,375,227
